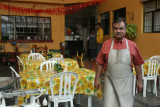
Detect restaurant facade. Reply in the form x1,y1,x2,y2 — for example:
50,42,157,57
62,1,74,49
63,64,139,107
0,0,160,60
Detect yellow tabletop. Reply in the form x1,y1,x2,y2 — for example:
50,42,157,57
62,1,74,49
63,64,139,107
18,68,102,104
22,58,79,72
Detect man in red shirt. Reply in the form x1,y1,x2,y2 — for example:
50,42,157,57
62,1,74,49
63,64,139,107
94,18,144,107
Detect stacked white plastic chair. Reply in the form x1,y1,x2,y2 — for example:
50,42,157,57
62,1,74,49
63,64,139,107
48,72,79,107
28,53,45,61
142,59,160,97
150,55,160,89
16,56,24,72
9,66,21,105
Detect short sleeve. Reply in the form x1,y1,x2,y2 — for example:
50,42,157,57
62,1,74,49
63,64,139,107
133,44,144,66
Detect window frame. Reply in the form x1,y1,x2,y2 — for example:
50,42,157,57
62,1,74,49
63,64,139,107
1,15,52,42
143,0,160,33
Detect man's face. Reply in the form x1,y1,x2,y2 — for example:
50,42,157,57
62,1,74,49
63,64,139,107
113,21,126,41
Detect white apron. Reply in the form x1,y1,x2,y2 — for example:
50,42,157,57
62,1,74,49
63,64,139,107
103,39,134,107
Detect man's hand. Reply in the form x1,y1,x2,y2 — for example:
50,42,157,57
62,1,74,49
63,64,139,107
94,79,100,90
137,81,143,91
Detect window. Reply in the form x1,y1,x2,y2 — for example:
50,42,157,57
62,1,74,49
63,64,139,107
100,12,110,35
144,0,160,33
1,15,51,40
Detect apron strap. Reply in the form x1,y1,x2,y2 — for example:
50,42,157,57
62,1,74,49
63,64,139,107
110,39,114,50
125,38,129,50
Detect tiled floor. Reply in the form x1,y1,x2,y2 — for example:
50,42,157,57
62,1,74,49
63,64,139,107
1,60,160,107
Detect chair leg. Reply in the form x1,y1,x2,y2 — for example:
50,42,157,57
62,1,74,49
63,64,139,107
143,80,147,97
154,79,157,96
70,100,74,107
48,100,51,107
15,96,18,105
30,95,35,104
65,102,68,107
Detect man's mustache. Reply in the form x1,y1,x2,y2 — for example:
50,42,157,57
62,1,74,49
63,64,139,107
115,32,122,35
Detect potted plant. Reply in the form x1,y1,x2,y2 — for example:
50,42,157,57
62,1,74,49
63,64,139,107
126,24,137,39
54,63,64,73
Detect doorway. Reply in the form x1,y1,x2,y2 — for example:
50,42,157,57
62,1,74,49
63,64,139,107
65,5,97,57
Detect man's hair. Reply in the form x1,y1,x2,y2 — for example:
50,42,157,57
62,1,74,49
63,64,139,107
97,22,101,27
112,18,127,28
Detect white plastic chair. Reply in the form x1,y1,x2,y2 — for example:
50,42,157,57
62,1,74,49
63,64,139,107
17,56,24,72
47,57,64,63
150,55,160,89
28,53,45,61
142,59,160,97
40,61,57,71
9,66,21,105
48,72,79,107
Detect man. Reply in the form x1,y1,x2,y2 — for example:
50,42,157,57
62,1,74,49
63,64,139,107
94,18,144,107
96,23,103,55
86,30,96,60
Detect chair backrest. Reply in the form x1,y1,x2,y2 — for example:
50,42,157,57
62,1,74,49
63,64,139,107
40,61,57,71
9,66,20,90
142,59,160,78
150,55,160,60
47,57,64,63
17,56,23,72
50,72,78,98
28,53,45,61
37,46,48,57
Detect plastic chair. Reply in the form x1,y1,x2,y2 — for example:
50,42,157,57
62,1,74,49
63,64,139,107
40,61,57,71
48,72,79,107
17,56,24,72
142,59,160,97
150,55,160,89
47,57,64,63
9,66,21,105
28,53,45,61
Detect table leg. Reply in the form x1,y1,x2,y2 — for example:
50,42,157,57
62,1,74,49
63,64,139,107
88,95,92,107
76,94,80,104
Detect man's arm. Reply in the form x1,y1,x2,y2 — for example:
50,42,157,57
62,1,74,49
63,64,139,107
94,63,103,90
135,65,143,91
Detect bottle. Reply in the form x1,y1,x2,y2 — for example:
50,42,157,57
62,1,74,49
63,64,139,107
42,98,47,106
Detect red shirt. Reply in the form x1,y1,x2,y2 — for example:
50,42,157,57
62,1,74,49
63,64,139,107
96,38,144,71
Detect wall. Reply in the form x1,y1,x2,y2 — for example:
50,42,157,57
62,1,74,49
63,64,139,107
0,1,65,52
97,0,160,60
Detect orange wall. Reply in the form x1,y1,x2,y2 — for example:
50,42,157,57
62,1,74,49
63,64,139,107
98,0,160,60
0,1,65,52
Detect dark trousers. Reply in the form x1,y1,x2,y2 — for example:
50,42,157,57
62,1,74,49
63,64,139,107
90,49,96,59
